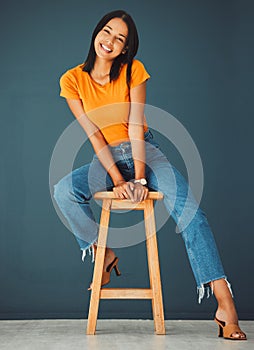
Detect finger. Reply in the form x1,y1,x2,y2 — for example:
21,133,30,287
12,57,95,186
122,190,129,199
128,182,135,192
143,188,149,200
118,192,125,199
138,189,144,202
116,185,128,199
140,188,148,202
133,188,138,202
113,187,117,197
137,189,143,202
139,190,145,202
126,183,135,201
141,188,148,201
134,189,140,202
113,188,121,199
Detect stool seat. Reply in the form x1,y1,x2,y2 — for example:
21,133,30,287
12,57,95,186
94,191,164,200
87,191,165,335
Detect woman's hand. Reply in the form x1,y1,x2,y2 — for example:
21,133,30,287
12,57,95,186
131,182,149,202
113,181,148,202
113,181,134,200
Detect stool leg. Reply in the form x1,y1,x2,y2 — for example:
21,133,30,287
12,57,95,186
144,199,165,335
87,199,111,335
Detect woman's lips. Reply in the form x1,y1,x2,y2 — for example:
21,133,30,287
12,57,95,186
100,43,113,53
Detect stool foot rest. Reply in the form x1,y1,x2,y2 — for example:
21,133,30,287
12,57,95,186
100,288,153,299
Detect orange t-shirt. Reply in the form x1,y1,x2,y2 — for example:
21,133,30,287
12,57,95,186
59,59,150,145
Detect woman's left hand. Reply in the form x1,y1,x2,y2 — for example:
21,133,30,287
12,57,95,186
130,182,149,203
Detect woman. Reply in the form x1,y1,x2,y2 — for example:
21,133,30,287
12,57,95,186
54,10,246,340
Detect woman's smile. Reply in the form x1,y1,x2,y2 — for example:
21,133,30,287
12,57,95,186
100,43,113,53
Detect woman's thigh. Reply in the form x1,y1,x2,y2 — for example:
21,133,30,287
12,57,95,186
145,142,201,231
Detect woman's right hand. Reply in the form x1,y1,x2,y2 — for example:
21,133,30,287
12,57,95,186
113,181,135,201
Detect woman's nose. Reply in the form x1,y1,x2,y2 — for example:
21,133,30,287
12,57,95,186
106,37,113,45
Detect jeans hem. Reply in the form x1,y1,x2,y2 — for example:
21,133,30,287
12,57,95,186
197,275,233,304
80,237,98,263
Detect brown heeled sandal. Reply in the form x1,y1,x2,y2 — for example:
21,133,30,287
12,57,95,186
88,245,121,290
214,317,247,340
103,256,121,284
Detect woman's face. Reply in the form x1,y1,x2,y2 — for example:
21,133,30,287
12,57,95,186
94,18,128,61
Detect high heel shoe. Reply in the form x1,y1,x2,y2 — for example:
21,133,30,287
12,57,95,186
103,256,121,284
214,317,247,340
88,255,121,290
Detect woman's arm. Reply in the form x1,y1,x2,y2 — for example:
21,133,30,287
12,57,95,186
65,99,122,185
65,99,134,199
128,81,149,202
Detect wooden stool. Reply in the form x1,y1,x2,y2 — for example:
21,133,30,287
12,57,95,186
86,191,165,335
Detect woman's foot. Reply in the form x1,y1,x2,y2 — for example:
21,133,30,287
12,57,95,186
103,247,117,271
88,246,121,290
212,279,246,340
215,307,246,339
93,245,116,271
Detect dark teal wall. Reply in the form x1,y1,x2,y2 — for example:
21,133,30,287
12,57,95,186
0,0,253,319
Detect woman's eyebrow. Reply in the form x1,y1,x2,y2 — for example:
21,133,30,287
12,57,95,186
105,25,127,38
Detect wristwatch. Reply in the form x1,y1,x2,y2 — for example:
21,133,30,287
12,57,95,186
134,178,147,186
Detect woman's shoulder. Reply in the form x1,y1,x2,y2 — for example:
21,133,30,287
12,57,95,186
132,59,146,68
59,63,88,99
60,63,86,80
124,59,151,88
120,59,150,78
121,59,146,71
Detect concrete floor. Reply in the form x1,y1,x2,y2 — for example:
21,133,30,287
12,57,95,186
0,319,253,350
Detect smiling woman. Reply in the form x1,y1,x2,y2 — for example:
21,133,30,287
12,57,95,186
82,10,139,88
53,9,247,340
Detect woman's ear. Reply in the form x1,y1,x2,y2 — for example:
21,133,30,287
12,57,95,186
122,46,128,54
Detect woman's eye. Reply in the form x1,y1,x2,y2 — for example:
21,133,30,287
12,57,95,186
103,29,110,34
117,38,124,43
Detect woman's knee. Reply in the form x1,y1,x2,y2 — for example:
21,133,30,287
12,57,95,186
53,171,92,206
53,176,73,205
181,206,209,233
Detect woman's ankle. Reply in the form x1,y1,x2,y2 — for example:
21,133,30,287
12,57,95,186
216,306,239,325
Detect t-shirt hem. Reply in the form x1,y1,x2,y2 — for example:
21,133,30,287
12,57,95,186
130,75,151,89
60,93,80,100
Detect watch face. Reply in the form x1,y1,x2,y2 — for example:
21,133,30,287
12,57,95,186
140,178,147,185
134,178,147,185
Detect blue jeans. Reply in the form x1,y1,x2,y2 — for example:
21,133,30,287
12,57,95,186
53,131,231,303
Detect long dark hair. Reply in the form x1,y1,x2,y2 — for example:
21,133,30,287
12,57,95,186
82,10,139,88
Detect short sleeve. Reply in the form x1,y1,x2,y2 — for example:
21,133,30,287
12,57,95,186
130,60,151,89
59,70,80,99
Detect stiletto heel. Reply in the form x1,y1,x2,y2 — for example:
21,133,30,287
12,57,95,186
106,257,121,275
217,324,223,337
214,317,247,340
114,264,121,276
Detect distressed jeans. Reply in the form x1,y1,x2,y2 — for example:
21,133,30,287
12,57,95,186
53,130,232,303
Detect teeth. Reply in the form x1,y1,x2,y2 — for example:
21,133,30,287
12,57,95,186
101,44,112,52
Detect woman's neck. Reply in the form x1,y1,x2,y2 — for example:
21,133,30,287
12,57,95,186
92,57,113,77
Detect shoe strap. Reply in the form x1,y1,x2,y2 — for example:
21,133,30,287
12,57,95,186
223,324,246,339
